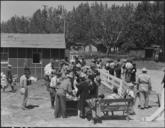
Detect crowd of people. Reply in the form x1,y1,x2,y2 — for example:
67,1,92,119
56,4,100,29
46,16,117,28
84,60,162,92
1,56,164,123
42,56,142,123
103,58,153,110
1,64,17,92
103,58,136,83
43,57,102,121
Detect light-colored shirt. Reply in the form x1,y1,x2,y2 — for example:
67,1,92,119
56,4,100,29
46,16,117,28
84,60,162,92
56,78,72,96
1,73,7,87
73,79,78,92
20,75,28,88
126,89,135,98
44,63,53,76
125,62,133,69
110,62,115,69
137,73,151,92
50,76,57,88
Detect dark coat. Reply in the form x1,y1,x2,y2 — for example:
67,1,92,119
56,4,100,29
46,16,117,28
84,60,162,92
76,80,90,100
76,80,90,116
115,65,121,78
131,67,137,82
162,73,165,88
6,69,12,83
109,67,114,75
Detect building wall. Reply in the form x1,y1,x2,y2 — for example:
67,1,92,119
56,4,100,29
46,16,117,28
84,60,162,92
160,41,165,61
85,45,97,52
1,48,65,79
129,50,145,59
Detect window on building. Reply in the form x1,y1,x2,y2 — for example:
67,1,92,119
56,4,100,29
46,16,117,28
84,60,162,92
0,53,8,64
33,53,41,64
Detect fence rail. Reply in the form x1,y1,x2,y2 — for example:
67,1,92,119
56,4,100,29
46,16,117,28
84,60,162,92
98,69,129,97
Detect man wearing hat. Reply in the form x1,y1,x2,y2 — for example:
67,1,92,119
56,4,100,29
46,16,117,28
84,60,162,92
125,60,133,82
125,83,136,115
54,70,74,118
121,59,127,79
115,59,122,78
6,64,14,92
95,71,101,90
137,68,152,109
44,58,55,91
49,70,61,109
109,61,115,75
20,68,31,110
1,72,7,92
142,68,165,122
76,75,91,119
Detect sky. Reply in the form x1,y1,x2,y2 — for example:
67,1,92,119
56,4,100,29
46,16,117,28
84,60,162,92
1,1,140,22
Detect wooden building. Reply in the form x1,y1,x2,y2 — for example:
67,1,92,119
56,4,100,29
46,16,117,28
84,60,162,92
129,48,145,59
160,42,165,62
1,33,66,78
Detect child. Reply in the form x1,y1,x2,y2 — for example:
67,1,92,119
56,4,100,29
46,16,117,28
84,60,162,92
6,64,14,92
125,83,136,115
1,72,7,92
86,94,104,124
20,68,31,110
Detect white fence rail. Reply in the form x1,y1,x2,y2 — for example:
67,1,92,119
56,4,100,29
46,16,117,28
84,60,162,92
98,69,129,97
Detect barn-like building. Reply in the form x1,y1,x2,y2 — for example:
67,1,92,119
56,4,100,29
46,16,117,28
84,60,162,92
1,33,66,78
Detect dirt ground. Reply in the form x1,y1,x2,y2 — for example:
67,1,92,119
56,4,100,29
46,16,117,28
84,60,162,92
1,69,165,127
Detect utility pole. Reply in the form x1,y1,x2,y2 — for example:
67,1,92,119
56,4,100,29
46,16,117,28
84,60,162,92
62,6,66,38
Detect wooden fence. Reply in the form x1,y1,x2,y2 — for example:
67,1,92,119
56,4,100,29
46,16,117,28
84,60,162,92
98,69,129,97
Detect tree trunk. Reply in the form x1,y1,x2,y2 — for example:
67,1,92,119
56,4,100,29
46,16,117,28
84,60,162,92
106,47,110,57
114,46,117,53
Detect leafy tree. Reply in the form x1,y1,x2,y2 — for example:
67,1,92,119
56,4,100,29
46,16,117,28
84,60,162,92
65,3,91,48
30,9,43,33
1,1,164,56
120,1,164,51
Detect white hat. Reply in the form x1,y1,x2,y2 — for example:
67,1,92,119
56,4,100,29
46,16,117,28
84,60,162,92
142,67,147,72
126,62,133,69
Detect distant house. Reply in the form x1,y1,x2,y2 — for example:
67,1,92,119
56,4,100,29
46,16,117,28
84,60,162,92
70,43,84,52
1,33,66,78
93,40,106,53
145,45,160,60
129,44,164,61
70,43,98,52
84,44,97,52
129,48,145,59
160,43,165,61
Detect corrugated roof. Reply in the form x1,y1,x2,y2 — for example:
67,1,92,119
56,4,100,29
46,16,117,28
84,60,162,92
1,33,66,49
